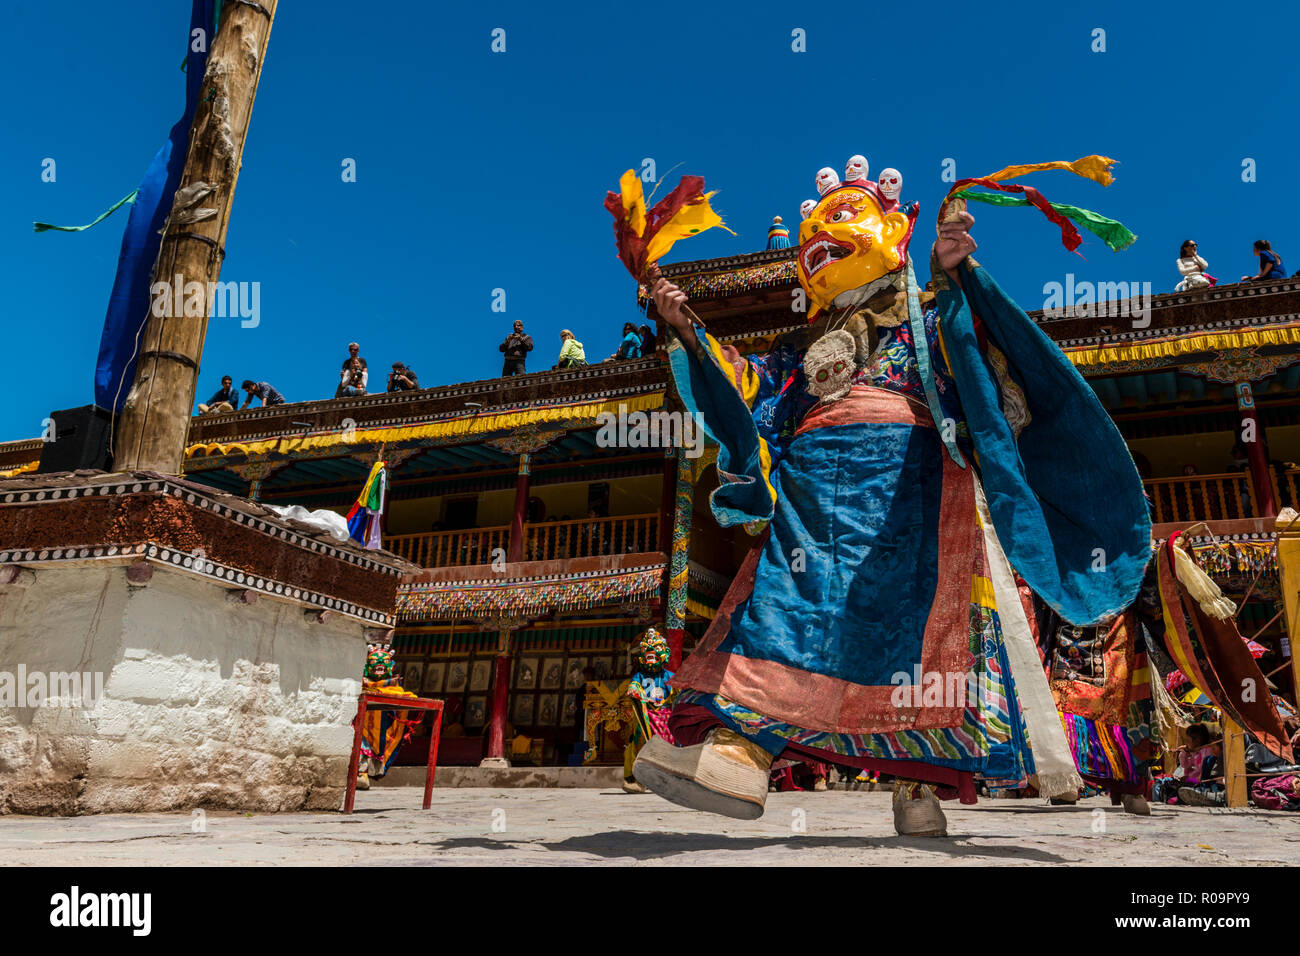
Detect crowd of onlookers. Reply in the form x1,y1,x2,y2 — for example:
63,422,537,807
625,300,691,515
196,319,659,414
197,240,1294,413
502,319,656,376
1175,238,1288,291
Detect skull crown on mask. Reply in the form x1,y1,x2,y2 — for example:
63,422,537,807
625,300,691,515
796,156,915,317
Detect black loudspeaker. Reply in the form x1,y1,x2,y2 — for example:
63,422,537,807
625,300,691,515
36,405,116,474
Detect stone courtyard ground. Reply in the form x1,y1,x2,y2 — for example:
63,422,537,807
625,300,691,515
1,788,1296,866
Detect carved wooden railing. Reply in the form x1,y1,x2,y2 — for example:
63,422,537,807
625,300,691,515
384,512,660,568
522,513,659,562
1276,468,1300,512
1144,472,1258,524
384,525,511,568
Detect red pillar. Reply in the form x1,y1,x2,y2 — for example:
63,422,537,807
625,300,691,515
484,642,512,762
1237,382,1277,517
658,452,676,554
508,453,530,563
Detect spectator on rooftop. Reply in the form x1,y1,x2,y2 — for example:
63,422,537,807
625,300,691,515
1242,240,1286,283
197,375,238,414
638,323,656,357
240,379,285,409
340,367,366,397
1175,240,1214,291
612,322,643,361
337,342,368,397
387,362,420,391
500,320,534,376
555,330,587,369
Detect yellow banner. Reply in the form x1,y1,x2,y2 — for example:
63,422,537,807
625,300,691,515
1064,325,1300,367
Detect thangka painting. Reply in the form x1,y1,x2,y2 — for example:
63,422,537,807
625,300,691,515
513,694,535,727
470,660,492,692
446,660,468,693
422,662,445,694
565,657,588,689
538,694,559,726
402,661,424,692
465,695,486,728
541,659,563,690
516,657,539,689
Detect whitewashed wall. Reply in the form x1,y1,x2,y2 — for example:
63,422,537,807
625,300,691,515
0,563,366,814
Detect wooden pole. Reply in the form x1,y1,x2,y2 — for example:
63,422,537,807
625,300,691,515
1221,715,1249,808
1274,512,1300,708
113,0,279,474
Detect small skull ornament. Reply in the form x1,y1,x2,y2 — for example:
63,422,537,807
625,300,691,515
878,167,902,202
799,198,817,220
844,155,870,183
815,167,841,196
805,330,856,403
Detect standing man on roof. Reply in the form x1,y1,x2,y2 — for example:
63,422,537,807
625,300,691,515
499,320,533,376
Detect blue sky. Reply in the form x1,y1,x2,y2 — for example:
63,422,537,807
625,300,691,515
3,1,1298,442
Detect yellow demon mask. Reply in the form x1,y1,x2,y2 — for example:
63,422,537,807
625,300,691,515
796,157,916,317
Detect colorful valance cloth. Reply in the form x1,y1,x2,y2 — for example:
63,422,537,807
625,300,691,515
1185,538,1278,576
397,564,665,619
638,257,800,303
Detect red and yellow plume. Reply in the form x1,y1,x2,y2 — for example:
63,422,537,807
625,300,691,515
605,170,734,282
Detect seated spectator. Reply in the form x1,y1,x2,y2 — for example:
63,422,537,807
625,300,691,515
1175,723,1225,806
638,323,656,356
612,322,643,361
1241,240,1286,282
337,342,368,397
340,368,366,397
555,330,586,369
198,375,238,414
240,379,285,409
387,362,420,391
1174,239,1214,291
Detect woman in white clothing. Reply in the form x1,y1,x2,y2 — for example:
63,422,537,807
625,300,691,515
1176,239,1213,291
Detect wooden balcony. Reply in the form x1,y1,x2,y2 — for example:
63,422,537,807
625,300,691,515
1144,472,1258,524
385,513,660,569
385,525,510,568
1275,468,1300,512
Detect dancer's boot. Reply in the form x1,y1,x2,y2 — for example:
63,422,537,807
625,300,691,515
892,782,948,837
633,728,772,819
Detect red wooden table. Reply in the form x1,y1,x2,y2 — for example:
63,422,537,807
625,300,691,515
344,692,444,813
